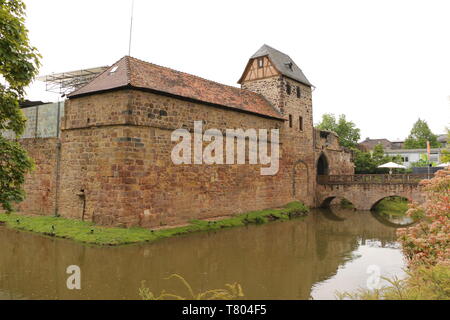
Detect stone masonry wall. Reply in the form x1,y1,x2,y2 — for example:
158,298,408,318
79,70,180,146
13,82,352,227
14,138,60,216
58,89,315,227
242,76,316,206
314,129,354,175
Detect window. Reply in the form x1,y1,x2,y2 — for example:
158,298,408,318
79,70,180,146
289,114,293,128
286,83,291,95
257,58,264,68
296,86,301,98
299,116,303,131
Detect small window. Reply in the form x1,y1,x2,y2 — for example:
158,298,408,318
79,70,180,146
296,86,301,98
299,116,303,131
257,58,264,68
289,114,293,128
109,66,118,73
286,83,291,95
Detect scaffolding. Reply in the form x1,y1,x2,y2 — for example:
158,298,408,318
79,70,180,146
37,66,109,95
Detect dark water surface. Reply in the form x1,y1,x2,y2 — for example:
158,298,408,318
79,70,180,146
0,208,409,300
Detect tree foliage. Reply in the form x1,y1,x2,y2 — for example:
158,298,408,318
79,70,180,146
353,144,404,174
316,113,361,148
404,119,439,149
397,168,450,267
0,0,40,212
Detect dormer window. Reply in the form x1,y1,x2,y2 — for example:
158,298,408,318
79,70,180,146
286,83,291,95
257,58,264,68
109,66,118,74
285,62,293,71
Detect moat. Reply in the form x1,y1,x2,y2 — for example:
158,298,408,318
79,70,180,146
0,208,411,300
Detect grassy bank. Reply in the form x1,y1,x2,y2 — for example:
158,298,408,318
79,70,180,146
0,201,309,246
373,196,409,216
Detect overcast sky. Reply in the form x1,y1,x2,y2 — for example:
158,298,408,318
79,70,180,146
24,0,450,141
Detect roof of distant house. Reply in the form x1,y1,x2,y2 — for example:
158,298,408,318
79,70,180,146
238,44,312,87
359,138,392,150
68,56,284,120
20,100,50,108
385,148,442,154
438,134,448,143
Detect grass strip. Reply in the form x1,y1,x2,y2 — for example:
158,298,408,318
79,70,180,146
0,201,309,246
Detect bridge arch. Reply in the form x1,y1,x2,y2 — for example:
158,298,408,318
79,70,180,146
320,196,336,208
319,195,355,209
369,195,411,211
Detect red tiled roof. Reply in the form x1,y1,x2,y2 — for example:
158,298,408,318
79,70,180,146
68,56,284,120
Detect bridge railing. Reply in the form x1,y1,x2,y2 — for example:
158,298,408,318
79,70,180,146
317,174,430,185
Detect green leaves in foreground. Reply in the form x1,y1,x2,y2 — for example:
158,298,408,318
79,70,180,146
0,0,41,212
0,137,33,212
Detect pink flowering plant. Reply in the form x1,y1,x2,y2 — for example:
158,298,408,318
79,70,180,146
397,168,450,267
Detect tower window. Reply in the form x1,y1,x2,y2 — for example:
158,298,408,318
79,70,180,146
299,116,303,131
257,58,264,68
289,114,293,128
286,83,291,95
297,86,301,98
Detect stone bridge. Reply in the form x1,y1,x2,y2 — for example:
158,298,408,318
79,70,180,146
316,174,428,210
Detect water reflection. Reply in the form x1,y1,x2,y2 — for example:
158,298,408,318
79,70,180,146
371,211,416,228
0,208,406,300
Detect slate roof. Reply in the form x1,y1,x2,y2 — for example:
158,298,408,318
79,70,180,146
68,56,284,120
249,44,312,87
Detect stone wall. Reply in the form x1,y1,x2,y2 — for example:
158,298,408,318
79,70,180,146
14,138,60,216
242,76,316,208
11,74,357,228
12,77,353,227
314,129,354,175
11,82,356,228
57,89,316,227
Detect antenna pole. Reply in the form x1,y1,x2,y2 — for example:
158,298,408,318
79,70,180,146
128,0,135,56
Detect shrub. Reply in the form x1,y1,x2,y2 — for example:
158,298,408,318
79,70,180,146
397,168,450,267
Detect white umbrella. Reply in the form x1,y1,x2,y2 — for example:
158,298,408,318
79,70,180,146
378,162,406,174
437,162,450,167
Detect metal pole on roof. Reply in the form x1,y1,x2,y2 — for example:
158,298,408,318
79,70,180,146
128,0,135,56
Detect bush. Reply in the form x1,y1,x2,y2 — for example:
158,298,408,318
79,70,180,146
397,168,450,267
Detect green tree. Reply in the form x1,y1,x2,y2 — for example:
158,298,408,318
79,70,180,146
354,144,404,174
0,0,40,212
316,113,361,148
404,119,439,149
